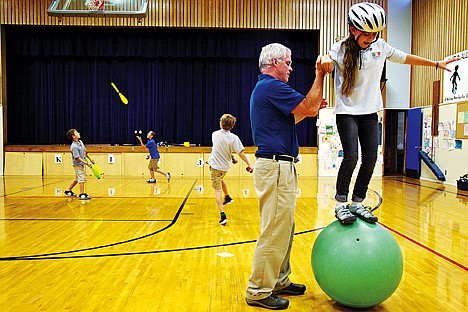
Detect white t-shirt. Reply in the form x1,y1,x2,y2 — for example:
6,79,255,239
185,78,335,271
330,38,407,115
207,129,244,172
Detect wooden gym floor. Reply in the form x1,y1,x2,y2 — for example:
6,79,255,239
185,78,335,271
0,175,467,311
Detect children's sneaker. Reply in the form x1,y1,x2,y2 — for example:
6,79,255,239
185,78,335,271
219,212,228,225
335,204,356,224
223,195,234,205
79,193,91,200
166,172,171,182
349,204,378,223
146,179,156,183
64,190,76,197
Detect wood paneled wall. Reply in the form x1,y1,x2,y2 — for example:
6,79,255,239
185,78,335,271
411,0,467,107
2,1,466,109
0,0,386,105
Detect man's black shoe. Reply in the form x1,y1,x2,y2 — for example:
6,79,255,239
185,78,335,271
272,283,306,296
246,295,289,310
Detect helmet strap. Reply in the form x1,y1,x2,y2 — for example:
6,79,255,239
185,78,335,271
350,26,362,42
370,32,380,44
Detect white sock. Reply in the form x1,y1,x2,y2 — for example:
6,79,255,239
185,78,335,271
351,201,363,207
335,201,347,209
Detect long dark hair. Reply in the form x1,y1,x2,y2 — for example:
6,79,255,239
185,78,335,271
341,34,361,96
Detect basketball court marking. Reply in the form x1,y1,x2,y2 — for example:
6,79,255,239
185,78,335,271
1,178,70,197
0,180,197,261
381,223,468,272
0,181,465,274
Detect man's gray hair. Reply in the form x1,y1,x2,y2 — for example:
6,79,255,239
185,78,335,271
258,43,291,72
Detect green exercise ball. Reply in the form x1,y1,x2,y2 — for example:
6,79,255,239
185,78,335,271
312,219,403,308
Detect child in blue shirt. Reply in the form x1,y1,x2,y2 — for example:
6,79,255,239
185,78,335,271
137,131,171,183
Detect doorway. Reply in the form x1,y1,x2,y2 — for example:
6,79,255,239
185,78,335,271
384,110,406,175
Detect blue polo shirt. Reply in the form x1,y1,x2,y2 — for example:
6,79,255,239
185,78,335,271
146,138,160,159
250,74,305,157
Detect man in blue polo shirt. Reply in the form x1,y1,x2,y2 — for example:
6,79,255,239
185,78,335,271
245,43,328,310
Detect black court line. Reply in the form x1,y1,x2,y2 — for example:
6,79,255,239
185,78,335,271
5,219,467,272
0,180,198,261
1,218,174,222
1,178,70,197
2,185,466,272
369,189,383,212
0,188,383,262
0,229,327,261
6,196,181,199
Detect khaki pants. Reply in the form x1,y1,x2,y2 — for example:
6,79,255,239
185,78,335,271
246,157,297,300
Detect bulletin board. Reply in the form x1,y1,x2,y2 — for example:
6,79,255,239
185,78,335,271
456,101,468,139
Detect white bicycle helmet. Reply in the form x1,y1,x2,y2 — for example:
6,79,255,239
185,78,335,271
348,2,386,33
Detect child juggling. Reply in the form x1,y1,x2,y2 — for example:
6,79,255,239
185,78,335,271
65,129,92,200
136,130,171,183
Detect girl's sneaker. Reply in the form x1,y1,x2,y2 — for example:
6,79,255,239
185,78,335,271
349,204,378,223
335,204,356,224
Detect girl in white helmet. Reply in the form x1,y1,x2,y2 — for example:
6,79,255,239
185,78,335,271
321,2,459,225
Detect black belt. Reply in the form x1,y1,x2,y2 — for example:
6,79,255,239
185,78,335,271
257,154,298,163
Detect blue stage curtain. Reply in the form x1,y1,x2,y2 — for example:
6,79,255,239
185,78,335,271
6,26,319,146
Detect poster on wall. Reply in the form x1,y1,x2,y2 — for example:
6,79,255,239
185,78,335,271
422,108,434,155
443,49,468,103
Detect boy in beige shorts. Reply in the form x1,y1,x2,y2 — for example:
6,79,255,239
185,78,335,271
65,129,93,200
207,114,252,225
